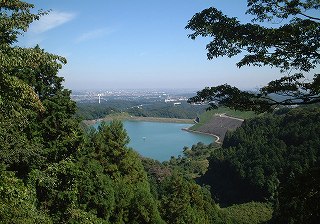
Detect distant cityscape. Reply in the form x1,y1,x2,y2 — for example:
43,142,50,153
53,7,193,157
71,89,199,104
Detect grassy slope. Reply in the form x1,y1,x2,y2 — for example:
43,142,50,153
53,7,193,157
190,107,258,131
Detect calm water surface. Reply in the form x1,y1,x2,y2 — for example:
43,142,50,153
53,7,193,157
95,120,214,162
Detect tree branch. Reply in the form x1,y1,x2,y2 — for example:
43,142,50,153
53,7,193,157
298,12,320,21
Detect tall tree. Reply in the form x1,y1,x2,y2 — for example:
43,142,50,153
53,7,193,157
0,0,82,173
186,0,320,112
0,0,47,176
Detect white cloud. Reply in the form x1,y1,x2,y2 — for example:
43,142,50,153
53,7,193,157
76,28,113,43
30,11,76,33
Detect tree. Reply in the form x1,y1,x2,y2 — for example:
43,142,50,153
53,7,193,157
0,1,47,174
273,166,320,223
0,0,83,172
0,167,52,223
186,0,320,112
159,173,223,224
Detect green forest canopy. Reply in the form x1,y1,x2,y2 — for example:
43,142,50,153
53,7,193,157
1,0,319,223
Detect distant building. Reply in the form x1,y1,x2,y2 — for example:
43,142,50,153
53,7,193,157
165,98,176,103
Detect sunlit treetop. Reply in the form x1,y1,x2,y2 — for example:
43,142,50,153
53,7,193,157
0,0,48,46
0,1,67,117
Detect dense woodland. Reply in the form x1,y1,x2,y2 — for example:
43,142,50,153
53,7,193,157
0,1,252,223
1,0,320,223
197,107,320,222
76,101,207,120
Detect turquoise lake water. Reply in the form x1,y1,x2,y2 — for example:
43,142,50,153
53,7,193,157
94,120,214,162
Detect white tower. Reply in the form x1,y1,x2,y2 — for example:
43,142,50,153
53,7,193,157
98,94,101,104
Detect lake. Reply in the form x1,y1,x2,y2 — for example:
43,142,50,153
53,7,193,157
95,120,214,161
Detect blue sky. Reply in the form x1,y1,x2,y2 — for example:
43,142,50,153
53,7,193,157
18,0,318,91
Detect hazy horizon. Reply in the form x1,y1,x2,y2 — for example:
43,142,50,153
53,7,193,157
18,0,319,91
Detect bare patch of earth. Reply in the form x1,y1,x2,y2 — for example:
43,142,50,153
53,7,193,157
194,115,243,142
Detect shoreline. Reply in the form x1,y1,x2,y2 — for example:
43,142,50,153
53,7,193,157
83,115,221,144
82,115,194,126
181,128,221,144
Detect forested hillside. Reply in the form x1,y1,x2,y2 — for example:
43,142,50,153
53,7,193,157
76,101,207,120
1,1,319,223
0,1,225,223
198,107,320,222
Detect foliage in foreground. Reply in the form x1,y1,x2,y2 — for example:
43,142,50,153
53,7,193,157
0,1,225,223
1,1,319,223
187,0,320,112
